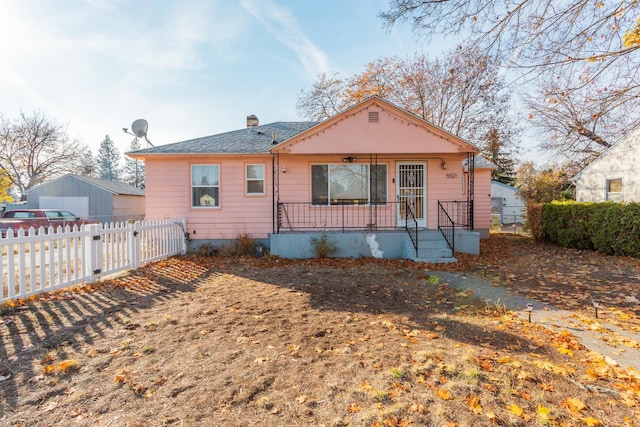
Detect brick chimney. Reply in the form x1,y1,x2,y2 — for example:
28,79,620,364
246,115,259,128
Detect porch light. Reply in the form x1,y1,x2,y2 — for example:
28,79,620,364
282,166,287,173
441,161,447,170
342,156,357,163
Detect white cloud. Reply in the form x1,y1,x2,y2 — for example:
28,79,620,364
239,0,330,78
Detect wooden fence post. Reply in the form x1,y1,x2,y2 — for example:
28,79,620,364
83,223,101,282
129,221,140,270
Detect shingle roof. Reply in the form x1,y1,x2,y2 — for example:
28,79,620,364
474,155,498,169
26,174,144,196
76,176,145,196
131,121,318,155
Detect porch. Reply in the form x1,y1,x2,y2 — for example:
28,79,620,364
271,200,479,263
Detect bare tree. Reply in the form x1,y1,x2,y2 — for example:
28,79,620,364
296,73,348,121
296,49,521,178
380,0,639,68
0,111,85,197
524,64,640,161
344,57,404,104
380,0,640,163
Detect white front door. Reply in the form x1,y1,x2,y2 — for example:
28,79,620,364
397,162,426,227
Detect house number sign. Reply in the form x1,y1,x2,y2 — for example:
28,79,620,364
446,173,458,179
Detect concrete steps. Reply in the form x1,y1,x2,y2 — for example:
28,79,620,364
405,230,457,263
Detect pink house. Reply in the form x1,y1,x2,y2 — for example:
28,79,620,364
129,97,493,262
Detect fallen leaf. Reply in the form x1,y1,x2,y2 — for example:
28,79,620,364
538,383,555,392
436,388,452,400
584,417,601,426
537,404,552,423
466,396,483,414
563,397,586,415
408,403,427,414
348,403,362,413
507,403,524,417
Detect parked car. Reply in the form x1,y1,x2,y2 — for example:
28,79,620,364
0,209,95,236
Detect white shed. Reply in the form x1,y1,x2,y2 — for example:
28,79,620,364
573,128,640,202
490,181,526,224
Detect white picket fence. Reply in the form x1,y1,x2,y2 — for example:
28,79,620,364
0,219,187,303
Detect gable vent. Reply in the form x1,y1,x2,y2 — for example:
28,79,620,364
368,111,379,123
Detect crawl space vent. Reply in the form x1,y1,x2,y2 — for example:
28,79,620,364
368,111,379,123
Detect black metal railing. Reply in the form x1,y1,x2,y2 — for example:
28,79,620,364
403,201,418,257
438,201,455,252
438,201,472,229
277,201,412,232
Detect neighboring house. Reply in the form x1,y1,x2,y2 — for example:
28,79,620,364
22,174,145,223
129,97,495,262
574,128,640,202
490,181,526,224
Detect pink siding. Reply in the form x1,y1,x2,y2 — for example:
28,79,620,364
140,98,491,239
473,169,492,232
278,153,473,230
145,155,274,239
275,102,476,155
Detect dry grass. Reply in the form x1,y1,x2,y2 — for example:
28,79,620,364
0,235,639,426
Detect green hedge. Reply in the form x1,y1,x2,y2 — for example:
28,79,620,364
526,203,545,242
539,201,640,257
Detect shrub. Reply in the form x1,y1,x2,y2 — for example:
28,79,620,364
197,243,218,256
219,233,256,257
526,203,544,242
235,233,256,256
310,232,339,258
539,201,640,257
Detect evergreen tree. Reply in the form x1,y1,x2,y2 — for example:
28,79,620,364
77,147,98,178
123,138,145,188
96,135,121,181
481,127,518,186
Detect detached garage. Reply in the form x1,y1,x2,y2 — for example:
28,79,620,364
23,174,145,223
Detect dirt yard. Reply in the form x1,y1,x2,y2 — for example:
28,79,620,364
1,234,639,426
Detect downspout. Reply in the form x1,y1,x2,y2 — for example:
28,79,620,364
271,153,280,234
467,152,475,230
272,153,276,234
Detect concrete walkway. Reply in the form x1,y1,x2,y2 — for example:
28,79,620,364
427,271,640,372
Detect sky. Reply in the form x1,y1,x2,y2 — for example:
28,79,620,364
0,0,541,161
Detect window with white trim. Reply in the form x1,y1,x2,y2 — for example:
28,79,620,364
246,164,265,194
191,165,219,207
606,178,622,200
311,164,387,205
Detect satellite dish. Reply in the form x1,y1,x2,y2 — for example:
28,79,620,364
131,119,148,138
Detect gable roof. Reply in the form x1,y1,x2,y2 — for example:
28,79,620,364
271,96,480,154
129,121,317,158
129,97,482,159
474,155,498,170
491,180,520,192
27,174,144,196
572,127,640,181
